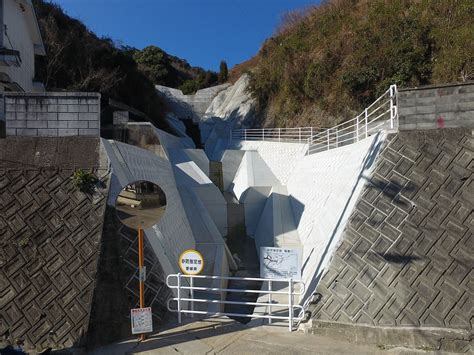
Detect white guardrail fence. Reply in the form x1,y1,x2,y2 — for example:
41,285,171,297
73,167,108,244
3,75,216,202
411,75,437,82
230,85,398,155
166,273,305,332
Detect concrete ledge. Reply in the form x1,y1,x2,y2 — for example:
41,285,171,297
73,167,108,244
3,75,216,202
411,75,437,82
398,80,474,92
397,82,474,130
4,92,101,137
4,91,101,97
303,320,472,353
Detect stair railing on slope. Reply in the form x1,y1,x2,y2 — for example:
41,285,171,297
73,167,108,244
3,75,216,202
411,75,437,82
307,85,398,155
229,85,398,155
230,127,322,143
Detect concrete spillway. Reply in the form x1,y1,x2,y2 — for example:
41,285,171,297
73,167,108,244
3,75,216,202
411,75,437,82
153,79,473,350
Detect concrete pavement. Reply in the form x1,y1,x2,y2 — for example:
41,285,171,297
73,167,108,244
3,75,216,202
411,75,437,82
89,317,454,355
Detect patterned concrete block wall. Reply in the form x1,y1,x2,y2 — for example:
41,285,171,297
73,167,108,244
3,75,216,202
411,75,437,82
0,96,4,138
312,128,473,331
398,82,474,130
86,208,171,347
0,138,109,351
4,92,100,137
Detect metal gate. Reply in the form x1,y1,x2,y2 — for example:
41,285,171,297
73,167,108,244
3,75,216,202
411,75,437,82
166,273,305,332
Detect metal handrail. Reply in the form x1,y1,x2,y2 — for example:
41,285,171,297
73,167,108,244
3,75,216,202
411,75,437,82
229,85,398,155
230,127,321,143
307,85,397,154
166,273,305,332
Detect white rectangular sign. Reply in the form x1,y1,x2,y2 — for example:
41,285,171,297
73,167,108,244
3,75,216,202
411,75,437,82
130,307,153,334
260,247,302,280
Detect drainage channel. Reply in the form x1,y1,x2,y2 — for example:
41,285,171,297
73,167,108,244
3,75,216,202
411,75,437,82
223,191,262,324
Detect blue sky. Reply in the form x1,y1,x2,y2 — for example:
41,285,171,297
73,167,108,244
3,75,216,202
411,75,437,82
53,0,319,71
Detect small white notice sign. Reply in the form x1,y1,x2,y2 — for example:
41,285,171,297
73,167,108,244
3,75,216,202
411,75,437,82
139,266,146,282
131,307,153,334
260,247,302,280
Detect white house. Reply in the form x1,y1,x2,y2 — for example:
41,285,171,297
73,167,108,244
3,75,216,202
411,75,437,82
0,0,45,92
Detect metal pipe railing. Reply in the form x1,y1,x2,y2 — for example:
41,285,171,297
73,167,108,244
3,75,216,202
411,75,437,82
230,85,398,156
166,273,305,332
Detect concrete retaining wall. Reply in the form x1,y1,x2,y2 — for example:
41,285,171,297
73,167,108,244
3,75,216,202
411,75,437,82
4,92,100,137
0,138,109,350
398,82,474,130
309,128,473,350
287,134,385,304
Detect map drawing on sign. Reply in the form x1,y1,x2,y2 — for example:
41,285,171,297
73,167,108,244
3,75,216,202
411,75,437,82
260,247,302,280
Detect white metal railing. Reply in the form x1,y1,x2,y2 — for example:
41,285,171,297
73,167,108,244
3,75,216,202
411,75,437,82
307,85,398,154
166,273,305,332
229,85,398,155
230,127,321,143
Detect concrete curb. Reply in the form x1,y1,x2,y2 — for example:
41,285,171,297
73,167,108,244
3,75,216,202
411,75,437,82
302,319,472,353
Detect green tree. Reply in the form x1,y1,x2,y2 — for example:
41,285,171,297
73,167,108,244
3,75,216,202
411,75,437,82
218,60,228,83
133,45,170,85
33,0,167,128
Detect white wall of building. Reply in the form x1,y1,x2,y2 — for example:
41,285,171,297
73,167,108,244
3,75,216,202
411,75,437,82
2,0,43,92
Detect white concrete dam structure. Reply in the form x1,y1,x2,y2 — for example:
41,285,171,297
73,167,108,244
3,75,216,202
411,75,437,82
103,125,233,312
286,134,385,303
103,139,195,280
112,77,396,323
152,75,389,309
218,134,385,304
100,81,473,350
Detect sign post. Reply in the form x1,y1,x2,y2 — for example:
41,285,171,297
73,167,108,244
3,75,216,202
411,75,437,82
115,180,167,340
178,250,204,321
138,227,145,340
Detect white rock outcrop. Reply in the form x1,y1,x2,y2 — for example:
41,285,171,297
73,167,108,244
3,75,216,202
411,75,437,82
204,74,255,126
156,83,230,122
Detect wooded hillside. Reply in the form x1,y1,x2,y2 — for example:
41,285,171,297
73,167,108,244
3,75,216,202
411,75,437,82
246,0,473,128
